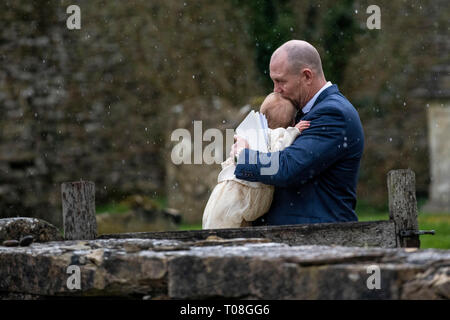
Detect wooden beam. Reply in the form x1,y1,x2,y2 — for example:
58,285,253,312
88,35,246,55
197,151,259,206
99,220,397,248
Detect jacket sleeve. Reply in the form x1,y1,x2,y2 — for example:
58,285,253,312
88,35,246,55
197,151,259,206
234,106,349,187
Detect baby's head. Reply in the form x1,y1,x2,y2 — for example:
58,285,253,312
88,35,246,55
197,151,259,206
260,93,296,129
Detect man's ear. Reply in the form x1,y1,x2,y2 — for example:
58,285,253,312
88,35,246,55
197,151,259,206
302,68,313,84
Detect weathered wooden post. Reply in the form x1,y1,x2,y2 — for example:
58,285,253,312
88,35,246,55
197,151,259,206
61,181,97,240
387,169,420,248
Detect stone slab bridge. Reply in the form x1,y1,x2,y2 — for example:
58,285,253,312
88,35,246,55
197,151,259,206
0,169,448,299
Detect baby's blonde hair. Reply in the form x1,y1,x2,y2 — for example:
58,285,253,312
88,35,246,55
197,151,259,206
260,93,296,129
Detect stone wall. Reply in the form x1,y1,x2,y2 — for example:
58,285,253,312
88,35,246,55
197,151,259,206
0,1,260,227
0,237,449,299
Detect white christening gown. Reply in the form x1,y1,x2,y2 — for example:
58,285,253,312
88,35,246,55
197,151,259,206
202,127,301,229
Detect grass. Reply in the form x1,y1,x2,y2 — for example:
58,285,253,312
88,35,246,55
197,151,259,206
96,196,168,215
96,202,130,215
413,213,450,249
178,223,203,231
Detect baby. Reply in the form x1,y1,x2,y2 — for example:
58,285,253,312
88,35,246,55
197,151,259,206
202,93,310,229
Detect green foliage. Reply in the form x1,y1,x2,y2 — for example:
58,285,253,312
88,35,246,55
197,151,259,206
235,0,362,89
320,0,362,84
178,223,203,231
96,202,130,215
355,199,389,216
235,0,297,88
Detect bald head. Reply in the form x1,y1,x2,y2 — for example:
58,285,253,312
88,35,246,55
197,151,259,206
272,40,324,78
269,40,327,108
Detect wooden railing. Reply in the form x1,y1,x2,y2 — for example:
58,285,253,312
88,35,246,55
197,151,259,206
62,169,434,248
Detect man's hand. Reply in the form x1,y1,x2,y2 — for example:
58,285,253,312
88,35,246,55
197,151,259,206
295,120,311,133
230,135,249,159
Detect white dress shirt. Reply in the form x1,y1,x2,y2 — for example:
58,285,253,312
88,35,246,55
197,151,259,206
301,81,332,114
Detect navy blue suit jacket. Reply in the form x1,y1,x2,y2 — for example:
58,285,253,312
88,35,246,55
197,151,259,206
234,85,364,225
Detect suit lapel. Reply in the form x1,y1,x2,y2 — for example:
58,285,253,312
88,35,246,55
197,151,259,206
310,84,339,111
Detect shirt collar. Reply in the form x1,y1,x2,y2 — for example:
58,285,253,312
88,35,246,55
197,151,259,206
301,81,332,114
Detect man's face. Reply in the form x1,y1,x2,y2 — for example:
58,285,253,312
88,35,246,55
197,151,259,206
269,51,303,109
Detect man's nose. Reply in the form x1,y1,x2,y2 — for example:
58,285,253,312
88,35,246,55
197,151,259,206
274,84,282,93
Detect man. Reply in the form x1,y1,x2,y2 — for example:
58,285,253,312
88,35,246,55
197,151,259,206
231,40,364,225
